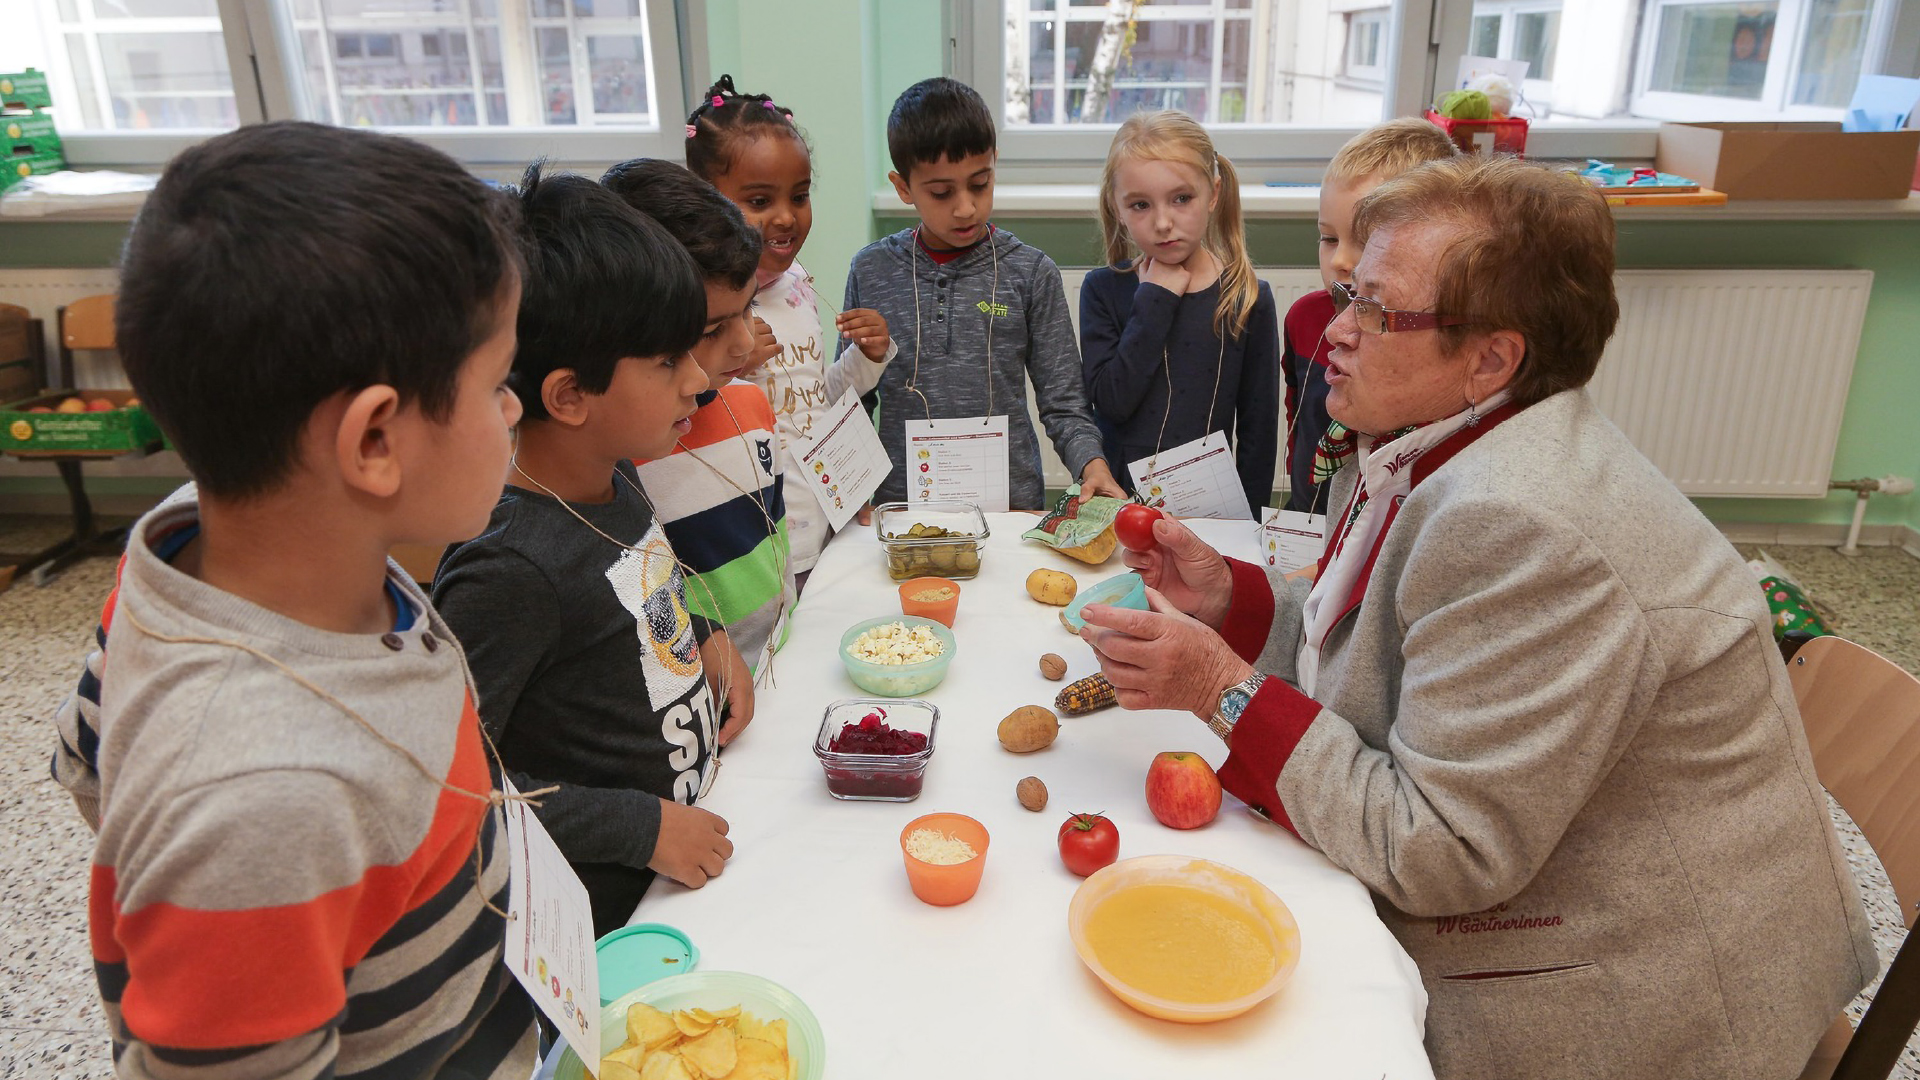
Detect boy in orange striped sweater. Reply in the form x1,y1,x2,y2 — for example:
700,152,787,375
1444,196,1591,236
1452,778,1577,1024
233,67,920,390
50,122,536,1077
604,157,797,679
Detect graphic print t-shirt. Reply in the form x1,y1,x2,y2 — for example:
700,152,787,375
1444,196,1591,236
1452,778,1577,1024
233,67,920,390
433,459,717,870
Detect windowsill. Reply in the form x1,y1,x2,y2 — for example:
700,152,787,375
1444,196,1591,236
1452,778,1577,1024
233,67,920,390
872,183,1920,222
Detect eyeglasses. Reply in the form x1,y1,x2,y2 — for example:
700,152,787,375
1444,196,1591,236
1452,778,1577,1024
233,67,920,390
1330,281,1478,335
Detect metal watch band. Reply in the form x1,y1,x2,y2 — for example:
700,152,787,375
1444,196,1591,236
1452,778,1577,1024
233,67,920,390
1208,671,1269,741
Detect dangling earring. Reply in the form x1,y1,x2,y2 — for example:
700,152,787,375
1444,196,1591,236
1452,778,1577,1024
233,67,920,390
1465,395,1481,428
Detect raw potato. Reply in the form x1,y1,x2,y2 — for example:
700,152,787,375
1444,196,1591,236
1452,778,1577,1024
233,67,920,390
1026,568,1078,606
1039,652,1068,680
997,705,1060,753
1017,776,1048,812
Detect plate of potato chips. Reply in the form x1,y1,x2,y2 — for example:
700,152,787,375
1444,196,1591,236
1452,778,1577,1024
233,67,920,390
553,970,824,1080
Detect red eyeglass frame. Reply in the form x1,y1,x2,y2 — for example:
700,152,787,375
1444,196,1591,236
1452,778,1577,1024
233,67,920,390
1330,281,1479,334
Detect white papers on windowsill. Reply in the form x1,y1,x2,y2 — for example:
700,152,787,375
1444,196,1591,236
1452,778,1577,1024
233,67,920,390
0,170,157,218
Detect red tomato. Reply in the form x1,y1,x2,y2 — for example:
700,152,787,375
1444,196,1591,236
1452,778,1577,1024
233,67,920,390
1057,812,1121,877
1113,504,1165,552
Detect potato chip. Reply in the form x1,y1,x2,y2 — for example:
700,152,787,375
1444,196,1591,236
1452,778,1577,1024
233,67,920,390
605,1043,647,1070
730,1037,786,1080
673,1010,716,1038
663,1056,696,1080
733,1014,786,1054
678,1026,738,1078
627,1002,682,1051
637,1049,676,1080
599,1060,640,1080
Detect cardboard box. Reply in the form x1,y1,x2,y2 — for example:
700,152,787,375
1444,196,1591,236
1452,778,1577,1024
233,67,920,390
0,71,53,111
1424,110,1528,156
1,390,164,455
1656,122,1920,200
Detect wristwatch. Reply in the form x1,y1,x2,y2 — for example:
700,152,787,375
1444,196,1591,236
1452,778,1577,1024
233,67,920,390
1208,672,1269,741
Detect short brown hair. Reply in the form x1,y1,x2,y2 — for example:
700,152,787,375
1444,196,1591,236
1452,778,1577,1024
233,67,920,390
1324,117,1460,187
1351,156,1618,408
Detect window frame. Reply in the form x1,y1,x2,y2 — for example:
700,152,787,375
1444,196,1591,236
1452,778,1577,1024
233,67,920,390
1344,8,1391,85
1464,0,1561,112
949,0,1661,180
51,0,695,167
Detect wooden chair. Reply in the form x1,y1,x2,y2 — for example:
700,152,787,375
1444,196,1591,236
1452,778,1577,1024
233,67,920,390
56,292,115,388
1791,635,1920,1080
0,301,44,404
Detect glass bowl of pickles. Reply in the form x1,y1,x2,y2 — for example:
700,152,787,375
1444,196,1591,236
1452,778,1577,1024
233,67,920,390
873,501,988,581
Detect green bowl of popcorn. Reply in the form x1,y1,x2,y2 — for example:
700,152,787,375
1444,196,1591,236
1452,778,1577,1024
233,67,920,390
839,614,958,697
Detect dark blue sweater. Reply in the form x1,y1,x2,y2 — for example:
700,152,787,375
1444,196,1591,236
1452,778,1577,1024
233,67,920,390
1079,266,1280,516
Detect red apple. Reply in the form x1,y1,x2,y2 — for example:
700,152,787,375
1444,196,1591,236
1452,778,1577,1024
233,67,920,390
1145,751,1223,829
27,406,52,414
87,398,115,412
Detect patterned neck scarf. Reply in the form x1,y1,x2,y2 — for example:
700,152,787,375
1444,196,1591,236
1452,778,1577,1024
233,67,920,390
1312,420,1419,483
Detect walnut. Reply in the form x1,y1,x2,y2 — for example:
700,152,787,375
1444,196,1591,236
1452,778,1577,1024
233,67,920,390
1017,776,1048,812
1039,652,1068,681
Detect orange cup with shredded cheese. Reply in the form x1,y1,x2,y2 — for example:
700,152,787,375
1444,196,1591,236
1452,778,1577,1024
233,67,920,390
898,577,961,627
900,812,989,906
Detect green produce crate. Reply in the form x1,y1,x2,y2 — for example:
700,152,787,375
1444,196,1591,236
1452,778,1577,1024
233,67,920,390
1,390,164,455
0,71,53,111
4,113,62,157
1,150,65,192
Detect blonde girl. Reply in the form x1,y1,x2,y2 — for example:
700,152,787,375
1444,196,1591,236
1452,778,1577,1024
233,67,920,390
1080,110,1279,519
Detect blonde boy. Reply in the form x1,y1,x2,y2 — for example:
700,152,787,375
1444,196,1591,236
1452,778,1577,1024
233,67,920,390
1282,118,1459,513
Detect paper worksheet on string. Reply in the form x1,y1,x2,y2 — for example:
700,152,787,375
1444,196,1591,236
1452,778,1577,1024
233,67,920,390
904,416,1011,512
1129,431,1253,520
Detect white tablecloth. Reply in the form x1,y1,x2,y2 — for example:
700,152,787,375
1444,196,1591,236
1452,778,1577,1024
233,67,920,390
630,514,1433,1079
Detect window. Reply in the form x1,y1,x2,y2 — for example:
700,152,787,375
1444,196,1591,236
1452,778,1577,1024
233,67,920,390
13,0,241,132
286,0,663,131
1345,9,1390,84
1631,0,1890,117
1004,0,1389,126
11,0,691,163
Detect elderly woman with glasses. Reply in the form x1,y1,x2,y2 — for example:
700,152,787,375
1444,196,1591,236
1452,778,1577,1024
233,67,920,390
1078,155,1874,1080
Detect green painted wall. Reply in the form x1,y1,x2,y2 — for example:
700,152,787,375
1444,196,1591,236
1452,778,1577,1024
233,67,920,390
5,0,1917,533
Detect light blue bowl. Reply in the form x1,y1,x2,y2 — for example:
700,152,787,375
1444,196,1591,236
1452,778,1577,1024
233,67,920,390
1062,572,1149,631
839,614,957,697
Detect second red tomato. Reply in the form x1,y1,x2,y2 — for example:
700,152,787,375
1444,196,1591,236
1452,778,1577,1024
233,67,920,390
1058,812,1121,877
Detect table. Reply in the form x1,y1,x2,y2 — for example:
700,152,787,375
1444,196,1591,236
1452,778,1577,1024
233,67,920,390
631,513,1434,1079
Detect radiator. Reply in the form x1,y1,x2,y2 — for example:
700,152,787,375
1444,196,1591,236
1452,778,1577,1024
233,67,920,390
1050,267,1872,499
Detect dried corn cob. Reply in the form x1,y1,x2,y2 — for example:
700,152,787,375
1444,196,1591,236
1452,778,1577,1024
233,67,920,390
1055,672,1118,715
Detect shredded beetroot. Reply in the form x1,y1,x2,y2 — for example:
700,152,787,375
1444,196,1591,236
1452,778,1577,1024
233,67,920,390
829,719,928,756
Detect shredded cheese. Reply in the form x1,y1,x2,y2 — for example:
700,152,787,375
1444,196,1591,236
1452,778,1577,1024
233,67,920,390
905,828,977,865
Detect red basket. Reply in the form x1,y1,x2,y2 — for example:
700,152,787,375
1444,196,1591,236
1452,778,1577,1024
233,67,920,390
1424,110,1528,156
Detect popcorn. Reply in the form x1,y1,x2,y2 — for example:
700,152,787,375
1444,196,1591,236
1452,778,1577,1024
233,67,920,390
847,621,946,666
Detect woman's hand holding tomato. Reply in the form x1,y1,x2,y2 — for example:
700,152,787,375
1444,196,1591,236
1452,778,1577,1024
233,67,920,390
1117,515,1235,629
1058,812,1120,877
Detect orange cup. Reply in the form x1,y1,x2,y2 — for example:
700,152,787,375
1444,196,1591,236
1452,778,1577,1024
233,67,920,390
899,812,990,906
897,576,961,627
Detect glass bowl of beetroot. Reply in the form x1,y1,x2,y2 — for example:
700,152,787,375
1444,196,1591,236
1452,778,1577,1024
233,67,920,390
813,698,939,802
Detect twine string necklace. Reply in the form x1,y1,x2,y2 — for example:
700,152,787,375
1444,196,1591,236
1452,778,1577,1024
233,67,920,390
907,225,998,424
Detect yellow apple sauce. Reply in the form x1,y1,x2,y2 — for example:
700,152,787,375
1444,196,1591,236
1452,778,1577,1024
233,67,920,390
1084,884,1280,1003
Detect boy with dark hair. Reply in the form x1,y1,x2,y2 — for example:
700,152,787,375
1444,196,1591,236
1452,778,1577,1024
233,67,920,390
433,164,749,938
50,120,536,1076
850,77,1125,510
603,158,797,679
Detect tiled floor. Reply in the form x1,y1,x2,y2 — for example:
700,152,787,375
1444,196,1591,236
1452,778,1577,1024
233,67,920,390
1,516,1915,1077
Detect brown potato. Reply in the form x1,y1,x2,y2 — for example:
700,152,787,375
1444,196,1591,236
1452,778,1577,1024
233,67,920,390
997,705,1060,753
1026,568,1078,606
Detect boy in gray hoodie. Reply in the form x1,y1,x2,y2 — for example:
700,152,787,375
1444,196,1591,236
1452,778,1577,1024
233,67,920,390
847,77,1126,510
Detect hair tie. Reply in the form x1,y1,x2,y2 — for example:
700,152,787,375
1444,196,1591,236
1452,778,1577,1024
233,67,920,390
685,123,698,138
762,100,777,110
712,94,725,107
